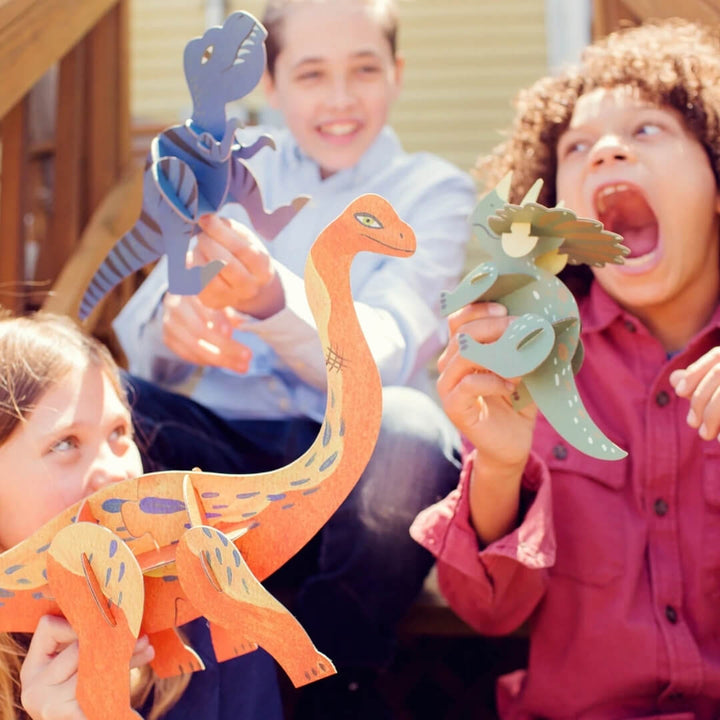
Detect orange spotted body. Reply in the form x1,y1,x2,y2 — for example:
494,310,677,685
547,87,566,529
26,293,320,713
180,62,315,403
0,196,415,716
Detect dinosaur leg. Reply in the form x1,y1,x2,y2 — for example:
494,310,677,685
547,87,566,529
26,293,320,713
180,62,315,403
458,313,555,378
440,267,534,317
207,621,259,662
175,526,335,687
147,627,205,678
47,524,145,720
230,162,309,240
151,156,224,294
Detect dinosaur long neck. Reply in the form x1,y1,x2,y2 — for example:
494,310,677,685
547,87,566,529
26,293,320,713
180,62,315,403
190,103,226,141
308,236,383,479
235,234,383,581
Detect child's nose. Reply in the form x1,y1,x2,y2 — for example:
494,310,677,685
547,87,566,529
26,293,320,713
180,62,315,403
328,76,355,108
589,134,632,168
88,446,133,492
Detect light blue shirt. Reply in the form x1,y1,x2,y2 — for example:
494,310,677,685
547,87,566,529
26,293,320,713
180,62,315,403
114,126,476,422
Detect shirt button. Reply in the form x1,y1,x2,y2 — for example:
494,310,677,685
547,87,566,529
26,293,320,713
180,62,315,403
624,320,637,333
656,390,670,407
552,444,568,460
654,498,669,516
665,605,678,624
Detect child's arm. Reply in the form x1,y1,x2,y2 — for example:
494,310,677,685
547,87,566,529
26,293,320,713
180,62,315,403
437,302,537,544
20,616,154,720
670,347,720,440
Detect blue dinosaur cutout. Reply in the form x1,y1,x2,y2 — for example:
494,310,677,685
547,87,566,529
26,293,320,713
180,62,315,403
79,11,309,320
442,175,629,460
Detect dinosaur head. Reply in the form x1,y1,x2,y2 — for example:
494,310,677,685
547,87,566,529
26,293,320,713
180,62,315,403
332,194,416,258
470,172,513,259
184,12,267,137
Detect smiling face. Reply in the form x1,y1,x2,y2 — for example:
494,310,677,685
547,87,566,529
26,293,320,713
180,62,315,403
0,360,142,549
262,0,403,179
556,85,720,344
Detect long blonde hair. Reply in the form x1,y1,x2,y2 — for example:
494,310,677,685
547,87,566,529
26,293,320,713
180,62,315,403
0,312,189,719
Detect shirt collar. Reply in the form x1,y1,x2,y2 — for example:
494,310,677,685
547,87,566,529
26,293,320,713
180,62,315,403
288,126,401,188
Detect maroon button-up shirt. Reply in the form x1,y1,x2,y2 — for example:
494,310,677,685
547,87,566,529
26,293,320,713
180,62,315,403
411,282,720,719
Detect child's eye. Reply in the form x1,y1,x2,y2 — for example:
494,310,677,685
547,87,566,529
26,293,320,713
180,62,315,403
109,423,131,444
559,139,589,157
635,122,662,137
296,69,323,82
49,436,80,454
356,64,381,75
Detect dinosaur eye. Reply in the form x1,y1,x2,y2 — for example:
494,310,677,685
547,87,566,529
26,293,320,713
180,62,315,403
354,212,383,229
202,46,214,64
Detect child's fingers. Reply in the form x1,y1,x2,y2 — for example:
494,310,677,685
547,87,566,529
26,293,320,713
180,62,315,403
438,309,512,375
437,363,515,415
162,295,251,371
21,616,79,687
130,635,155,669
670,349,720,438
446,302,507,335
197,216,272,280
670,347,720,397
689,383,720,440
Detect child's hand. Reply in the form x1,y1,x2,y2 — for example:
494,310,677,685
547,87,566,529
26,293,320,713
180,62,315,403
438,302,537,544
161,293,251,374
20,615,154,720
193,214,285,319
437,302,537,466
670,348,720,440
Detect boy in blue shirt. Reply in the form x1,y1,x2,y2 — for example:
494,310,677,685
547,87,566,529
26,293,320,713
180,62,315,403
114,1,475,715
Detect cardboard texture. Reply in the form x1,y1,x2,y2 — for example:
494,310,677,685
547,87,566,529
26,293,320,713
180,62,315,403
0,194,415,718
78,10,308,320
442,175,629,460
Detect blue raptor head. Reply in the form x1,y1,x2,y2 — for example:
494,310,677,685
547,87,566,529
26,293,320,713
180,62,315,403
184,12,267,138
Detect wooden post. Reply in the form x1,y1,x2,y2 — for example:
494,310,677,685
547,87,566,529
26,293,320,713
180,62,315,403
37,43,87,297
0,98,28,313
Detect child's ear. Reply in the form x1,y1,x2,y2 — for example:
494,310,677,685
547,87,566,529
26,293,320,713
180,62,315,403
261,70,280,109
394,53,406,87
391,53,406,99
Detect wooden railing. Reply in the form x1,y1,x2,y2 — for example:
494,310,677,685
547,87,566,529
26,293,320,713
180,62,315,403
0,0,134,351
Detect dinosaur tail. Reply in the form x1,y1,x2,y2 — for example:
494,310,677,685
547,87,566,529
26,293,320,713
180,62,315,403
78,211,166,320
524,362,627,460
79,157,200,320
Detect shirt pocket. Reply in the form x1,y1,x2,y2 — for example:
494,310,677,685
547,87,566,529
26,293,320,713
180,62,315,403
546,442,628,587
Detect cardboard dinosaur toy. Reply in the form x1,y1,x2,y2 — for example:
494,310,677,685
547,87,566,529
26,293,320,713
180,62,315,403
0,194,415,719
78,10,308,320
442,174,629,460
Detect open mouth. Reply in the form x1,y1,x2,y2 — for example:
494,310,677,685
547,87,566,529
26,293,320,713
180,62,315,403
594,183,659,263
233,22,263,65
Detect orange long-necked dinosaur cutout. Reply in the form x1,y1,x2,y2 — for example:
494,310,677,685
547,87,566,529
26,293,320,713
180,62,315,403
0,194,415,719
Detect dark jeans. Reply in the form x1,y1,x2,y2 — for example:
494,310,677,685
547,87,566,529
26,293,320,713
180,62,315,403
124,374,462,671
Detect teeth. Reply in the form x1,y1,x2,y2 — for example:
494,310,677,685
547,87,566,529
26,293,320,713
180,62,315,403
321,123,357,136
596,183,629,214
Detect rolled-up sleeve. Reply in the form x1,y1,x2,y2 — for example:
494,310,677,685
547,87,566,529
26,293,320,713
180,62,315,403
410,448,556,635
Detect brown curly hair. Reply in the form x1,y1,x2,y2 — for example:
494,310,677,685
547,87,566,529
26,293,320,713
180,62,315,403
477,18,720,209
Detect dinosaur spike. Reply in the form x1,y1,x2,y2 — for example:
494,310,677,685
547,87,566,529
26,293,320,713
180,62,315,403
496,172,513,202
521,178,543,205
